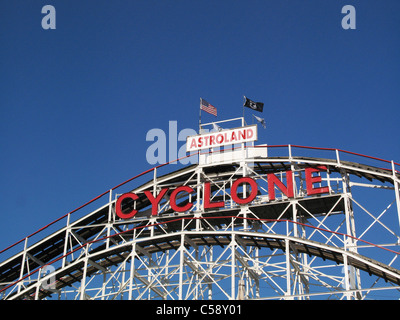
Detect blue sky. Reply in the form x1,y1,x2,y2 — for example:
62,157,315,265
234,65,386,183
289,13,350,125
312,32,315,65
0,0,399,262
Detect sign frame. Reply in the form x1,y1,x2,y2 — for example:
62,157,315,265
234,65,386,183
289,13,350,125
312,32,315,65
186,124,258,152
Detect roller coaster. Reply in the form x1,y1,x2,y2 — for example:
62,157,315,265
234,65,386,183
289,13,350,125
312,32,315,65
1,118,399,300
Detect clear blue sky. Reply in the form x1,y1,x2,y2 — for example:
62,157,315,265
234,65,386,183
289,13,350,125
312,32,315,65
0,1,399,257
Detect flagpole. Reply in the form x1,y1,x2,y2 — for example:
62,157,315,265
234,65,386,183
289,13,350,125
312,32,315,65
199,98,202,133
242,96,245,126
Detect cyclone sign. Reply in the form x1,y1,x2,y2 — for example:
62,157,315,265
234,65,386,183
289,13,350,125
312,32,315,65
115,166,330,219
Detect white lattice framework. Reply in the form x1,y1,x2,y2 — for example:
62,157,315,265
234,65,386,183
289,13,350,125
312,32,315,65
1,139,400,300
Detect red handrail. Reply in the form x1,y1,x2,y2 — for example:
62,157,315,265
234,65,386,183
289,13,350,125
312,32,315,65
290,144,399,166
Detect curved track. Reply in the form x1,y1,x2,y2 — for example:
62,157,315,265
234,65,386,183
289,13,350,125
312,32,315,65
1,145,400,300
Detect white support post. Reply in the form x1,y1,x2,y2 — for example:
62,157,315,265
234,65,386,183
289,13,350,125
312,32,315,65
34,271,41,300
241,161,248,230
336,149,341,166
341,171,357,247
343,251,351,300
196,167,202,212
178,234,185,300
108,189,113,222
341,170,361,299
62,214,71,268
106,189,113,249
80,249,89,300
150,168,158,237
392,161,400,235
208,247,213,300
292,201,298,238
195,167,203,231
285,238,291,298
17,237,29,294
231,234,236,300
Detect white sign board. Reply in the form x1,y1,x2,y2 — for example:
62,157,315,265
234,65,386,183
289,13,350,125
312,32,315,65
186,125,258,152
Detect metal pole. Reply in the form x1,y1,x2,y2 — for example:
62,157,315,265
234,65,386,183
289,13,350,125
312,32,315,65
199,99,202,133
128,243,136,300
341,169,361,299
343,251,351,300
285,238,291,298
242,96,245,121
179,234,184,300
17,238,29,293
106,189,112,249
231,234,236,300
392,161,400,233
80,250,88,300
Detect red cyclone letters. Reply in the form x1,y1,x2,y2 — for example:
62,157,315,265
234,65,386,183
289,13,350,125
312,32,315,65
170,186,195,212
305,166,329,195
115,167,330,219
115,192,139,219
231,177,258,204
144,188,169,216
267,170,294,201
204,182,224,209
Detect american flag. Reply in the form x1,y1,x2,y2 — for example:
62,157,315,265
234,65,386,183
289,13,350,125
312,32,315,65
200,98,217,116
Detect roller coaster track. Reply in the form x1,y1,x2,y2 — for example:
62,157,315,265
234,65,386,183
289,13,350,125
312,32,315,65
1,145,400,300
